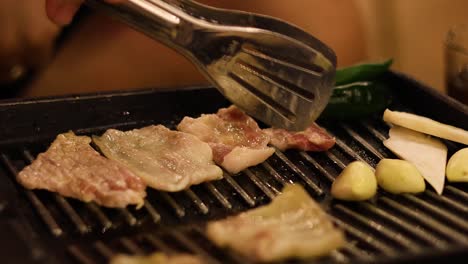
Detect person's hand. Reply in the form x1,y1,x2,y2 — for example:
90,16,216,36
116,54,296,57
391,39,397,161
46,0,124,26
0,0,59,85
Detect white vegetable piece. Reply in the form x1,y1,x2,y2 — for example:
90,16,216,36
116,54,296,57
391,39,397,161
331,161,377,201
383,126,447,194
375,159,425,194
446,148,468,182
383,109,468,145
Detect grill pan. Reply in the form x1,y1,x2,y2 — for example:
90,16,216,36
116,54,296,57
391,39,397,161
0,72,467,264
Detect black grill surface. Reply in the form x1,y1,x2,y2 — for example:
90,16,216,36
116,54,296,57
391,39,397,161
0,72,467,264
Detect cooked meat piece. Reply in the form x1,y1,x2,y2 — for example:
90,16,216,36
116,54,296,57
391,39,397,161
93,125,223,192
206,184,345,262
110,252,203,264
264,123,335,151
177,105,275,174
17,132,146,208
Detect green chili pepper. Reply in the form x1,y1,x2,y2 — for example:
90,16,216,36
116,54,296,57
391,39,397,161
334,59,393,86
320,81,393,120
319,59,394,120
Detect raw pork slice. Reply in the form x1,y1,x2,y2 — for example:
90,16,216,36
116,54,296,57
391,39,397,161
177,105,275,174
111,252,203,264
17,132,146,208
93,125,223,192
206,184,345,262
264,123,335,151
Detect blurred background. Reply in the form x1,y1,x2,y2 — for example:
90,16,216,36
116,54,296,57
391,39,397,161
0,0,467,98
356,0,468,93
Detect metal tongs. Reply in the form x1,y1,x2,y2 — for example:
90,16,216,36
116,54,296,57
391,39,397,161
85,0,336,130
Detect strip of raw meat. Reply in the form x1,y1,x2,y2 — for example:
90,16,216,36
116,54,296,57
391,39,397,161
177,105,275,174
93,125,223,192
17,132,146,208
206,184,345,262
110,252,203,264
264,123,335,151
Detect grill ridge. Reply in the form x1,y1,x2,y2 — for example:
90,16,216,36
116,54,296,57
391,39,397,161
331,216,396,256
360,202,447,249
1,153,64,237
204,182,233,210
222,173,256,207
274,150,324,195
243,168,278,199
379,197,468,245
333,204,423,252
183,189,209,215
86,203,113,231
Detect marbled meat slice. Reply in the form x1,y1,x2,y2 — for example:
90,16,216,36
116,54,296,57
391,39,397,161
111,252,203,264
17,132,146,208
206,184,345,262
177,105,275,174
93,125,223,192
264,123,335,151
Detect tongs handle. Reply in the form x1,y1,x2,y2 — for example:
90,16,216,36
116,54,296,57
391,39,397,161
85,0,187,48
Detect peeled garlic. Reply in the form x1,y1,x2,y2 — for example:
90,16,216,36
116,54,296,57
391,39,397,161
446,148,468,182
375,159,425,194
383,126,446,194
331,161,377,201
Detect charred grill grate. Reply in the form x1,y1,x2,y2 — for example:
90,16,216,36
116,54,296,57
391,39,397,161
0,74,467,263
